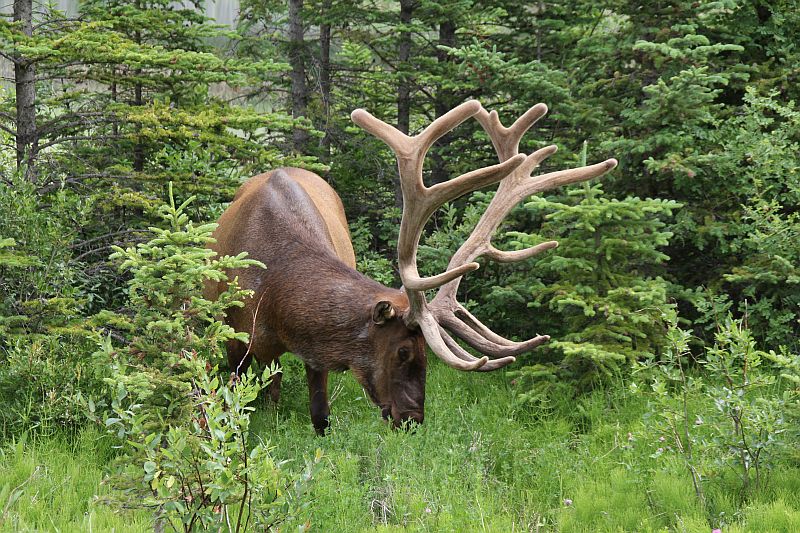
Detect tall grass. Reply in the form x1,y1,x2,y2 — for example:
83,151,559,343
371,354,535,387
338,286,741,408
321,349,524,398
0,430,149,532
2,356,799,531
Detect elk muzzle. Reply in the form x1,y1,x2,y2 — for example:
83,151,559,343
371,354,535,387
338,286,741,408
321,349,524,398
392,409,424,429
380,402,424,429
389,395,424,429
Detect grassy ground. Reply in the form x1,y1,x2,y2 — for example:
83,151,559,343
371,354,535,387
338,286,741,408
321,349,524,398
2,357,799,531
0,430,150,532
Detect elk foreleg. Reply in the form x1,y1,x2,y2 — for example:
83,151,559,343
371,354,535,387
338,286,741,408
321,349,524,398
306,364,330,435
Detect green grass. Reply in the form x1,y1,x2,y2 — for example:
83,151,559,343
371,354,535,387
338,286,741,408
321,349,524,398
2,356,799,531
0,429,150,532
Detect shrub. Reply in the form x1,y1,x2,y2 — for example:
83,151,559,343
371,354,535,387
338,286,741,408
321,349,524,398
636,314,800,505
90,184,320,530
0,174,87,342
0,167,101,437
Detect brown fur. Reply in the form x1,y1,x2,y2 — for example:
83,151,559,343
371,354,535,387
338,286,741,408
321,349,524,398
206,168,426,434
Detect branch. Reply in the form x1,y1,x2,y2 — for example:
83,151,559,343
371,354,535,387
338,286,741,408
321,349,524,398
37,133,124,151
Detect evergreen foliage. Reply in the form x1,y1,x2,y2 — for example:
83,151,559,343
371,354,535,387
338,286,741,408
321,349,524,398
505,171,679,400
94,184,261,429
519,181,679,383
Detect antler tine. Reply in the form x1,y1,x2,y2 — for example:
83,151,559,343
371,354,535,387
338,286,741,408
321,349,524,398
485,240,559,263
428,104,617,360
418,313,489,371
518,158,618,197
439,311,550,356
351,108,414,156
438,325,517,371
480,103,549,162
351,100,482,159
416,100,483,157
424,155,527,214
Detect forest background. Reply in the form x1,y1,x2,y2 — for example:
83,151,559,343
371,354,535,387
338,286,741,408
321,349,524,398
1,0,799,531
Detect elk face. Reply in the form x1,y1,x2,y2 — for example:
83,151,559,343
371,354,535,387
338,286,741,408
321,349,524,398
358,300,427,428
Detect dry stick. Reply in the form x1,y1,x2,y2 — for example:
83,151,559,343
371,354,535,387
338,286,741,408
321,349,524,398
234,425,249,533
237,288,269,377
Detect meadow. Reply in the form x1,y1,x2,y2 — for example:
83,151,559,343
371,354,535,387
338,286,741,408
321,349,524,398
3,356,799,532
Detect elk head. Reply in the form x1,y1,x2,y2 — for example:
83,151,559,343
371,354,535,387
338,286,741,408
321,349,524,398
351,101,617,425
361,297,427,427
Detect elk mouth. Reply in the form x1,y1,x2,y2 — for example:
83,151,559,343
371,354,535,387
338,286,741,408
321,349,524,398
392,412,424,430
390,406,424,429
379,404,423,429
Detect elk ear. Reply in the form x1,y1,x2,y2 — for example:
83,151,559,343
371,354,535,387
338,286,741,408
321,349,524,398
372,300,396,325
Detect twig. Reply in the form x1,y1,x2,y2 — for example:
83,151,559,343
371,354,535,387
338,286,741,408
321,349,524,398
237,288,268,376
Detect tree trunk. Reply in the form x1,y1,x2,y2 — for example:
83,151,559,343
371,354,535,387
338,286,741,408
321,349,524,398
111,78,118,137
430,19,456,185
395,0,414,207
133,19,144,173
13,0,37,181
319,0,332,163
133,81,144,172
288,0,309,153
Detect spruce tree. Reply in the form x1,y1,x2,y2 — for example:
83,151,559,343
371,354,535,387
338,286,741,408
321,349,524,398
507,145,679,396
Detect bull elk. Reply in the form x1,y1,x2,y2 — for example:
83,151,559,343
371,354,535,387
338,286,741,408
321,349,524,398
206,101,617,434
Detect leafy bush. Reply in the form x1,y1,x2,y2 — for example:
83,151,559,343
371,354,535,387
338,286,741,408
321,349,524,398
713,90,800,351
0,165,102,437
0,173,88,341
635,314,800,504
90,185,319,530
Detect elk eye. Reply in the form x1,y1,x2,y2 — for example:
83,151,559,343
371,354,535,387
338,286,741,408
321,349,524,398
398,347,410,363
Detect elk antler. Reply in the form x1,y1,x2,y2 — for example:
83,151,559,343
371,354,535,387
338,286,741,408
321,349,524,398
351,101,617,372
423,104,618,370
